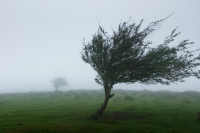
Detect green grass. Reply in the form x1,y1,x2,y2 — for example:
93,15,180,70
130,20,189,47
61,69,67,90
0,90,200,133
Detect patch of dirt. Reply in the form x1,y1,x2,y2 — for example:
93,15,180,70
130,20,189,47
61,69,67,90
124,95,135,101
181,100,190,104
101,111,150,120
0,100,9,105
127,105,136,111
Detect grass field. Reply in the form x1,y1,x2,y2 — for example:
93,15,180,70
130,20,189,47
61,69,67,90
0,90,200,133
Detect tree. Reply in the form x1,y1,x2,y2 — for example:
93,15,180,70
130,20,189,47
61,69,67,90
81,18,200,118
51,77,68,91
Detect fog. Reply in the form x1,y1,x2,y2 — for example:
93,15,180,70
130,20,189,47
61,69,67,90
0,0,200,93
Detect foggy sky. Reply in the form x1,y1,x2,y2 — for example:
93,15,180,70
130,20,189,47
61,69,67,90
0,0,200,93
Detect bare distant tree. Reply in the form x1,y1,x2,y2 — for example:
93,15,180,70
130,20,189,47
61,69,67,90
51,77,68,91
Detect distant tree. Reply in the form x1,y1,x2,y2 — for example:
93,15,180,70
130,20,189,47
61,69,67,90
51,77,68,91
81,18,200,118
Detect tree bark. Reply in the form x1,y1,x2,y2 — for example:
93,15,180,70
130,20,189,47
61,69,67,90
92,85,114,119
198,112,200,122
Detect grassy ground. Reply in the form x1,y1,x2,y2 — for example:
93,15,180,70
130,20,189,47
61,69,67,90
0,90,200,133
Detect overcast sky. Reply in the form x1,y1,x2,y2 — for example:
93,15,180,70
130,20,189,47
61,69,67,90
0,0,200,93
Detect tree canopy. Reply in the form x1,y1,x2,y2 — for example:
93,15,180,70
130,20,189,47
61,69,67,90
51,77,68,91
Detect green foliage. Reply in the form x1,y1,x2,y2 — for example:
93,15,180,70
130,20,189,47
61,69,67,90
1,90,200,133
51,77,68,91
81,18,200,87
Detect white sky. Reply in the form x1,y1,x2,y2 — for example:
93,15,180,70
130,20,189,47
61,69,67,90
0,0,200,93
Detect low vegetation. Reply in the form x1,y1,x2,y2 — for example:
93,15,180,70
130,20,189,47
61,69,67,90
0,90,200,133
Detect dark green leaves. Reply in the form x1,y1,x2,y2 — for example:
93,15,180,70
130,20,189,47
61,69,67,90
81,18,200,87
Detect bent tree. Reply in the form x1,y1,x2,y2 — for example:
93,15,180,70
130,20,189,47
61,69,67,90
81,18,200,118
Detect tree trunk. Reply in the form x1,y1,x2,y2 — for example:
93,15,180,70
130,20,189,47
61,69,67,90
198,112,200,122
92,85,114,119
55,87,58,92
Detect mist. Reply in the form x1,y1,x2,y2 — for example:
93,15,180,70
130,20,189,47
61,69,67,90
0,0,200,93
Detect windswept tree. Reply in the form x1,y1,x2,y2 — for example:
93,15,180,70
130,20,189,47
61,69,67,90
51,77,68,91
81,18,200,118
